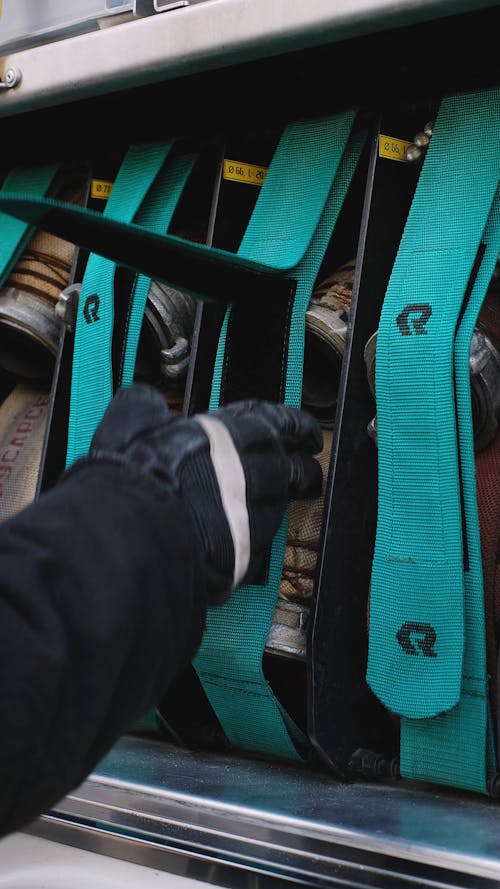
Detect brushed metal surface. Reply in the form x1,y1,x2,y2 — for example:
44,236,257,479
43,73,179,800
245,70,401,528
23,735,500,888
0,0,498,119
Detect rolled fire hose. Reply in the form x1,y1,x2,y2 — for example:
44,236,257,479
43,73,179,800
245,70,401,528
301,258,353,427
4,275,196,513
0,171,87,386
0,170,87,520
0,163,196,398
0,165,196,524
0,384,50,521
267,259,354,659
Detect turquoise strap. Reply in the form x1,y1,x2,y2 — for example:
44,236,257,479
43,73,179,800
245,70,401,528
400,186,500,793
0,165,60,282
366,87,500,791
66,142,176,466
236,116,359,270
193,112,365,760
119,151,196,386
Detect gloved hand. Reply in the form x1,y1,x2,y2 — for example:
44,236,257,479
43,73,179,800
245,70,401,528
85,384,323,604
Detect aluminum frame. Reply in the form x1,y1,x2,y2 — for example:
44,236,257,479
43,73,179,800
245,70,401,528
0,0,498,119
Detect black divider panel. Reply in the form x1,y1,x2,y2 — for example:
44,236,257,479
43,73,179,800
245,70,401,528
159,117,378,757
308,104,437,777
185,130,281,415
156,664,232,753
36,324,75,494
159,128,290,752
219,289,294,405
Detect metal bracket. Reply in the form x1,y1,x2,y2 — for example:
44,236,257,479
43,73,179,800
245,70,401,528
154,1,189,12
55,283,81,332
133,0,155,15
0,68,22,91
133,0,188,14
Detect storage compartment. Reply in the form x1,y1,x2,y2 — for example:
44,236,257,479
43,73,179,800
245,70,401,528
0,4,499,886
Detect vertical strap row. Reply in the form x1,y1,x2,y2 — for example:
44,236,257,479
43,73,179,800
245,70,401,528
66,141,175,467
399,188,500,791
367,87,500,792
193,111,365,759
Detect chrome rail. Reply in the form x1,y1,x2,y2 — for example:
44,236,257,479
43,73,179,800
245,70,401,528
24,735,500,888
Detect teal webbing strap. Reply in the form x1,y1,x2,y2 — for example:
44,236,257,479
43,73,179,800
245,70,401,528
66,142,176,466
400,187,500,792
119,152,197,386
366,87,500,791
0,165,60,282
0,119,365,300
193,112,365,759
236,116,359,271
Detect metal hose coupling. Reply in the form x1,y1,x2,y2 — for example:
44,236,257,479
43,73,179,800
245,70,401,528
364,291,500,453
55,280,196,394
0,227,79,385
0,258,195,395
135,280,196,390
0,283,65,386
0,165,195,392
470,323,500,451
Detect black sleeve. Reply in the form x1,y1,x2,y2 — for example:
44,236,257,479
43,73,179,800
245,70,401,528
0,460,208,837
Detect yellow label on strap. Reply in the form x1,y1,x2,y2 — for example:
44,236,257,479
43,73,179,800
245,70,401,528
91,179,113,200
223,160,268,186
378,135,411,163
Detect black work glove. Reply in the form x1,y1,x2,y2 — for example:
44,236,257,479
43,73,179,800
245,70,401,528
85,384,323,604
